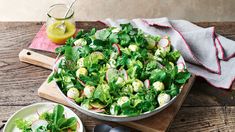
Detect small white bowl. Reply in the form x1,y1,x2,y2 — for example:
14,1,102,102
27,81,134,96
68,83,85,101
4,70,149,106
3,102,84,132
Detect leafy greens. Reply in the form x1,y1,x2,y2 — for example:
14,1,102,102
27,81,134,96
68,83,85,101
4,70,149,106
49,23,191,116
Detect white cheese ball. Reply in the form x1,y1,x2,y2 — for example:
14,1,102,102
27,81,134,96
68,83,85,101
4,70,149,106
157,93,171,106
76,68,88,77
67,88,80,99
132,79,144,92
153,81,165,91
128,44,139,52
84,85,95,98
74,38,87,46
117,96,129,106
77,58,84,68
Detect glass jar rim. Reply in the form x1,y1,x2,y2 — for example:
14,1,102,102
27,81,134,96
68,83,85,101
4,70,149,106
47,4,74,20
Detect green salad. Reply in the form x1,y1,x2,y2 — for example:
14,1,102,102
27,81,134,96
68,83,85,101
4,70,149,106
49,23,191,116
15,105,78,132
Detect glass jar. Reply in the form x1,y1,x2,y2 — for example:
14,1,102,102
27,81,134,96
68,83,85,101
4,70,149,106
46,4,76,44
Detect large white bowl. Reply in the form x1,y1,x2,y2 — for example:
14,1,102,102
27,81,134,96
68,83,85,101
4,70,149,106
54,56,186,122
3,102,84,132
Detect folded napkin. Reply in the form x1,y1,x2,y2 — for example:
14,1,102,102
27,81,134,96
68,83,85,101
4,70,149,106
100,18,235,89
29,24,60,52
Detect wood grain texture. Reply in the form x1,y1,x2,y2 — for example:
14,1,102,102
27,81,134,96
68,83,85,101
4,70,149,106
19,49,55,70
0,22,235,132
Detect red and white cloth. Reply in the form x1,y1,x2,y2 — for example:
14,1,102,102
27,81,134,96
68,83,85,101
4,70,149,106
29,18,235,89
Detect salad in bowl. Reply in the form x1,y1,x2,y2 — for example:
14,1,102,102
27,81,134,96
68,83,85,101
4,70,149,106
3,103,83,132
48,23,191,121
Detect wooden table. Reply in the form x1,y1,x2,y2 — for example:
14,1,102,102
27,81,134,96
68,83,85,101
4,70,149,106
0,22,235,132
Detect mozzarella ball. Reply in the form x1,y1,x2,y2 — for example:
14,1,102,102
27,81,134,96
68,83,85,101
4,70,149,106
128,44,139,52
153,81,165,91
76,68,88,77
67,88,80,99
77,58,84,68
157,93,171,106
132,79,144,92
117,96,129,106
84,85,95,98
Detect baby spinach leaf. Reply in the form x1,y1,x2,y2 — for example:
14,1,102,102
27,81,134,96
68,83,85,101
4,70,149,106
59,117,77,130
175,72,191,84
150,69,167,82
109,33,119,44
52,105,64,124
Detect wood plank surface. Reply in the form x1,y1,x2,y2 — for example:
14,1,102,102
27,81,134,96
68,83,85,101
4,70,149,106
0,22,235,131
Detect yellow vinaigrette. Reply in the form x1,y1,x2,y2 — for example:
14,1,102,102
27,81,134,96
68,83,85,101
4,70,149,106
46,21,76,44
